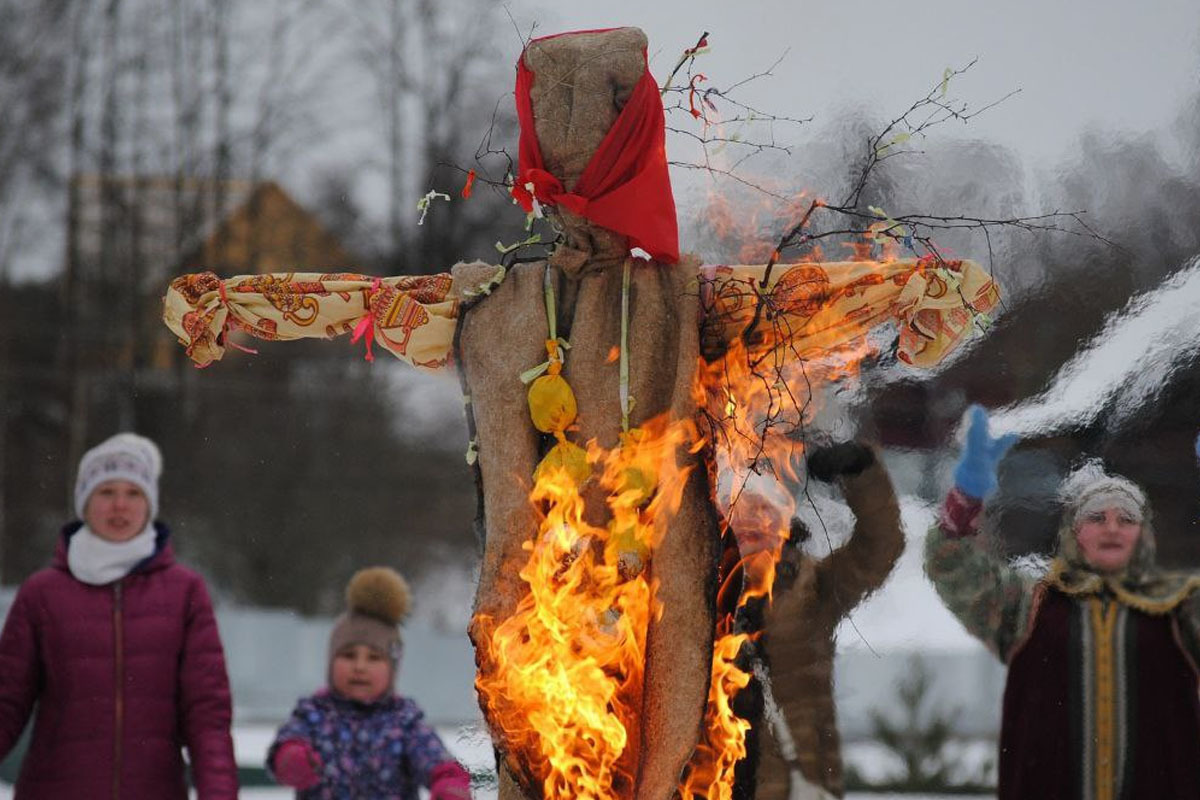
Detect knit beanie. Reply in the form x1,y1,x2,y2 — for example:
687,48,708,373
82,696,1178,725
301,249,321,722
74,433,163,520
328,567,412,672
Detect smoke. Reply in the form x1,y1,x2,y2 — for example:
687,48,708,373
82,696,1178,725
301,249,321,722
990,254,1200,438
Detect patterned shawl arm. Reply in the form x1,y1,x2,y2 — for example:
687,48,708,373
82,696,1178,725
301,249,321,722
163,266,505,371
924,523,1036,661
698,256,1000,367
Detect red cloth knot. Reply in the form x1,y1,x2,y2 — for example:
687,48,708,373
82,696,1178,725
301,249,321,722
513,32,680,264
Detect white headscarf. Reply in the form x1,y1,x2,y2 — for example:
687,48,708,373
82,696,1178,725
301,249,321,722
1048,459,1200,613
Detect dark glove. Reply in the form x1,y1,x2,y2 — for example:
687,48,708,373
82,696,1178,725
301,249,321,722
806,441,876,482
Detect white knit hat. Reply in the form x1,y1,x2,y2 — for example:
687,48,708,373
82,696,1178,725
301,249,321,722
74,433,163,520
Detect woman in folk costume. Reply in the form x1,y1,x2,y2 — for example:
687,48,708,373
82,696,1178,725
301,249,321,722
267,567,472,800
0,433,238,798
925,406,1200,799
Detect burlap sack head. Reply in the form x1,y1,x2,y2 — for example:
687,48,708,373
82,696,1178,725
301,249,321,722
522,27,647,189
523,28,648,275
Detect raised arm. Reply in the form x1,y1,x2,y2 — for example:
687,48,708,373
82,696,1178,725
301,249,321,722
698,257,999,367
161,263,504,370
807,443,905,623
924,405,1034,661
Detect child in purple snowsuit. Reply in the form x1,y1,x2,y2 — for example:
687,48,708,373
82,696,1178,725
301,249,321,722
267,567,471,799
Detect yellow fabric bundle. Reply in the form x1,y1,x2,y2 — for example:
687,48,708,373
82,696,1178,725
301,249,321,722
532,438,590,486
527,370,577,435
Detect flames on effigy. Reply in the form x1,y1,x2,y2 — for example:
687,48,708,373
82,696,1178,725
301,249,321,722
474,301,878,799
682,332,875,799
474,414,700,799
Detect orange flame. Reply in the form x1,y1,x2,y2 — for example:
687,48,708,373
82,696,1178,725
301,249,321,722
681,292,877,797
475,414,699,799
678,625,753,800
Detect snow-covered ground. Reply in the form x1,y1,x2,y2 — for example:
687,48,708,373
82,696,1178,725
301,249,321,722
0,785,992,799
1,727,997,798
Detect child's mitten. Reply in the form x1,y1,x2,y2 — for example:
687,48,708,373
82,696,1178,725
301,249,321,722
429,760,472,800
272,739,322,790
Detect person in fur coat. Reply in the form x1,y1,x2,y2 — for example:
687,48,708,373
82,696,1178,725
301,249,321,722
752,441,905,799
925,406,1200,799
267,567,471,799
0,432,238,798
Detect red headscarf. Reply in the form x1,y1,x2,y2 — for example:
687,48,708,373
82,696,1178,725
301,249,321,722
512,32,680,264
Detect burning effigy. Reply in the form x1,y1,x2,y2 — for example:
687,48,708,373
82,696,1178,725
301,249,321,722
162,27,998,800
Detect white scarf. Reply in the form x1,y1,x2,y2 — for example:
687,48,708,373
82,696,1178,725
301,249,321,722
67,524,157,585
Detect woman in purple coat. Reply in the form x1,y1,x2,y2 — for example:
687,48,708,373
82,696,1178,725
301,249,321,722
0,433,238,799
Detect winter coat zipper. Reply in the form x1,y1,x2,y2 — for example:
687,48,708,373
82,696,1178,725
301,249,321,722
112,580,124,800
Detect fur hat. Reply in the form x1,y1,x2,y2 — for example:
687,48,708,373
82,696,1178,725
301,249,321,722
74,433,163,520
1059,459,1147,525
328,567,412,670
1056,459,1155,574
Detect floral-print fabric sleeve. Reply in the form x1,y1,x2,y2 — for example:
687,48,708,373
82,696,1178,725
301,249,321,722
924,492,1036,661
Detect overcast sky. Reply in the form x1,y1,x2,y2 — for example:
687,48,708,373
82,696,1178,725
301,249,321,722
509,0,1199,165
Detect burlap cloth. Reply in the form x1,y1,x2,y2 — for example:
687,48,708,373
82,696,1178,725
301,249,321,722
458,28,719,800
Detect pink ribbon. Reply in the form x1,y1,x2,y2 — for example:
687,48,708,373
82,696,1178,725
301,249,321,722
350,278,383,362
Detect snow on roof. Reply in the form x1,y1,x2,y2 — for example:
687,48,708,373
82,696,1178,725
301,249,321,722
991,254,1200,437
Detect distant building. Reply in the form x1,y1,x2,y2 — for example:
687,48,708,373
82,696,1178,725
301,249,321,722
178,180,354,277
68,174,355,372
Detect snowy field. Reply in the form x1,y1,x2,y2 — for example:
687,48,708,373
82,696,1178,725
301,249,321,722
0,787,991,799
0,786,991,800
0,727,995,798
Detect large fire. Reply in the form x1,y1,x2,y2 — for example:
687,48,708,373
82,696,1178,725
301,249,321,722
475,270,882,798
474,414,700,799
680,304,876,798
